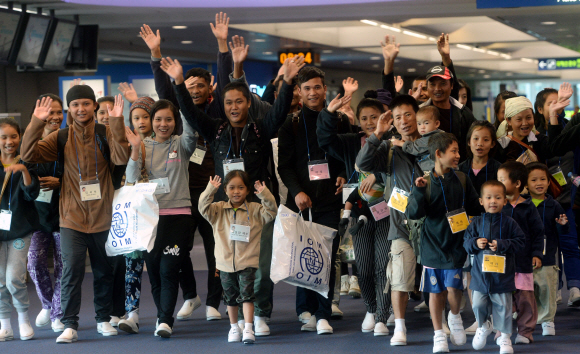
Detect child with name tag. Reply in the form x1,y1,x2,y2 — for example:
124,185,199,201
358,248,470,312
463,181,525,354
526,162,568,336
390,105,444,172
408,132,481,353
27,94,65,333
199,171,277,344
0,118,41,341
124,99,197,338
496,161,544,344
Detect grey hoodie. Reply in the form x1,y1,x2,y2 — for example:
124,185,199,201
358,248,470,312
126,117,198,209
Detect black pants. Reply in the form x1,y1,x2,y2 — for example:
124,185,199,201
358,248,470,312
59,228,116,330
144,214,194,327
185,187,222,308
295,210,340,321
111,255,126,317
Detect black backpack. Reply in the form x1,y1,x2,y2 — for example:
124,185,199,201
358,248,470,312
56,124,126,190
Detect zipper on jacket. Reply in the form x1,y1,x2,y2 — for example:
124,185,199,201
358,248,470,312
232,240,236,272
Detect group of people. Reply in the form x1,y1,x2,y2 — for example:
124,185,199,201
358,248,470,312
0,11,579,354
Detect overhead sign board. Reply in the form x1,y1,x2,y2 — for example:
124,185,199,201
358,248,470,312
477,0,579,8
538,57,580,71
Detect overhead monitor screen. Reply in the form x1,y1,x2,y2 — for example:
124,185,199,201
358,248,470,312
0,11,21,62
43,21,77,68
16,15,50,66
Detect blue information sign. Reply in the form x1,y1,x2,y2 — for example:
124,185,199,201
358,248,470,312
538,58,580,71
477,0,580,9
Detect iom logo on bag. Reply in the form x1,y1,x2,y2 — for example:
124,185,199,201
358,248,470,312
109,202,132,248
296,235,325,286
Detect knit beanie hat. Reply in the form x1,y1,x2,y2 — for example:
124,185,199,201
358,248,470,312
376,89,392,106
130,97,155,117
504,96,533,119
66,85,96,106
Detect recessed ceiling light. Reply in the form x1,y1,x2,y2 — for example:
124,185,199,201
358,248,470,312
370,56,381,60
566,34,575,38
172,26,187,29
360,19,378,26
556,28,568,32
428,37,436,42
486,50,499,56
456,44,472,50
181,40,192,44
478,69,486,74
343,61,352,64
322,49,333,54
380,24,401,33
541,21,556,25
263,51,273,55
372,64,380,68
407,68,416,73
254,39,266,43
103,58,112,62
402,30,427,40
473,48,486,53
500,53,512,59
483,74,491,78
521,58,534,63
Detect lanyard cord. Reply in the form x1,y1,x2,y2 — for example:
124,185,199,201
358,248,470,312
510,195,521,218
73,130,98,182
150,137,172,175
36,162,58,178
226,133,243,160
436,170,465,213
347,170,357,184
302,111,325,162
233,201,251,224
6,172,13,211
482,212,502,242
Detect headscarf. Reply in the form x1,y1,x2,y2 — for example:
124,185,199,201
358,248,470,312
504,96,533,119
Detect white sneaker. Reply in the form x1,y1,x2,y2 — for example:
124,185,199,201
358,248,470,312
206,306,221,321
176,295,202,320
542,321,555,336
391,330,407,346
242,328,255,344
51,319,65,333
97,322,118,336
433,332,450,353
568,287,580,307
465,321,478,335
118,317,139,334
19,322,34,340
374,322,389,336
472,321,492,350
254,317,270,336
298,311,311,324
316,319,333,334
498,336,514,354
387,313,395,326
154,323,172,338
35,309,51,327
340,275,350,295
0,328,13,342
361,312,375,332
331,304,343,319
56,328,77,343
349,276,361,298
228,326,242,342
447,312,466,346
301,315,317,332
109,316,121,327
414,301,429,312
556,289,562,305
514,334,530,344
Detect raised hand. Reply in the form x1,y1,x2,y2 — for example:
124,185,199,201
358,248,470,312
558,82,573,102
549,98,570,121
108,94,124,118
374,111,393,138
342,77,359,97
140,24,161,57
125,126,142,148
210,12,229,41
395,76,404,93
33,96,53,121
210,175,222,189
283,55,305,83
556,213,569,225
210,74,217,93
381,35,400,63
415,176,427,188
229,35,249,64
409,82,424,101
69,78,84,88
118,82,138,103
327,94,351,114
254,180,266,194
437,33,451,66
160,57,184,84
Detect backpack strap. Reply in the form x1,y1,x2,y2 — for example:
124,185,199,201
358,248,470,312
425,173,431,204
94,123,111,162
56,128,69,180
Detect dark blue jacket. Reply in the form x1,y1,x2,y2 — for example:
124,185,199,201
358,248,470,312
501,196,544,273
408,169,481,269
458,158,502,197
464,213,525,294
528,194,568,266
34,161,61,233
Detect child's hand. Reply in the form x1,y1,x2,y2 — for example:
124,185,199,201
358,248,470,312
533,256,542,269
360,173,376,194
415,177,427,188
4,164,26,174
33,96,53,122
489,239,498,252
209,175,222,189
390,138,404,147
556,213,568,225
125,126,142,148
107,94,124,118
476,238,488,250
160,57,184,85
254,180,266,194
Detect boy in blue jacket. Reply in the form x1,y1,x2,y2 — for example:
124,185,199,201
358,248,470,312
464,180,525,354
526,162,569,337
497,161,544,344
408,132,481,353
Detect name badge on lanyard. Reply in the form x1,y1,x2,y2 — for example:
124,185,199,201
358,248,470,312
369,197,390,221
190,145,207,165
552,166,567,186
308,160,330,181
230,223,251,242
446,208,469,234
150,177,171,195
36,189,53,203
0,210,11,231
482,251,506,274
80,180,102,201
342,183,357,204
387,187,409,213
223,158,245,174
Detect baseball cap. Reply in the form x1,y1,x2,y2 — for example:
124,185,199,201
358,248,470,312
426,65,454,81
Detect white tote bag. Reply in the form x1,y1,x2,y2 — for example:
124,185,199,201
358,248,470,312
270,205,337,297
105,183,159,256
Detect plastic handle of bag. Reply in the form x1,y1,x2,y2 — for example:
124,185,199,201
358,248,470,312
308,208,313,228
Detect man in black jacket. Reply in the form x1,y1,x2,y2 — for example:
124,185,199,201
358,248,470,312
278,67,349,335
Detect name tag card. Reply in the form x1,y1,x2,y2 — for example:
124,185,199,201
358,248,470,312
387,187,409,213
308,160,330,181
229,223,250,242
482,253,506,274
0,210,11,230
223,158,245,174
342,183,357,204
36,189,53,203
80,180,101,201
190,146,207,165
446,208,469,234
369,198,390,221
552,167,567,186
150,177,171,195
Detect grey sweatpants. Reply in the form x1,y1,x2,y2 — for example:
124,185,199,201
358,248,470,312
0,235,32,318
472,290,512,334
